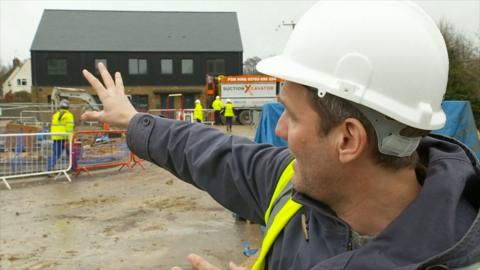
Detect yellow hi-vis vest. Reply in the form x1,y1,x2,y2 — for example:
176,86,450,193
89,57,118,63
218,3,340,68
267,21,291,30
224,103,235,117
194,103,204,122
212,99,223,111
252,161,303,270
51,109,75,140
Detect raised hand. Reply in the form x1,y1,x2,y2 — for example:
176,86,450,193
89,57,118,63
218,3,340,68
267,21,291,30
81,62,137,128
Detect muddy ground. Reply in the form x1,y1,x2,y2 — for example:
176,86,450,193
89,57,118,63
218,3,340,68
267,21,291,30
0,125,263,270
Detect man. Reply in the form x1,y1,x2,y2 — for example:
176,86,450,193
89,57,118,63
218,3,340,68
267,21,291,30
223,99,234,133
212,96,223,125
48,99,75,173
194,99,204,123
81,1,480,269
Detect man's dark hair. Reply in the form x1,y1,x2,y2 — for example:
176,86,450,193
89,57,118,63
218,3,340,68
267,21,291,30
303,86,424,170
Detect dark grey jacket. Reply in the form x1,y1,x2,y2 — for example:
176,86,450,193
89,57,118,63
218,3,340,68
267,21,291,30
127,114,480,270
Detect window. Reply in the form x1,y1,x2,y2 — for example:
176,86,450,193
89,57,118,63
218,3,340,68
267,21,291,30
13,79,26,86
206,59,225,74
47,59,67,75
131,95,149,112
181,59,194,74
161,59,173,74
94,59,108,73
129,59,148,75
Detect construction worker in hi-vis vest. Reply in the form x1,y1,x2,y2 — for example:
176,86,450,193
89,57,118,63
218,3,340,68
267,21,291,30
194,99,204,123
223,99,235,133
212,96,223,125
48,99,75,172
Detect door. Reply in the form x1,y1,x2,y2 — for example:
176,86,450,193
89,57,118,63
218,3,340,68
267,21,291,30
184,94,194,109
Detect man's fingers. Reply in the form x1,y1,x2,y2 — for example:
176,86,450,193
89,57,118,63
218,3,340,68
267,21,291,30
81,110,104,122
82,69,108,100
114,72,125,94
187,254,220,270
98,62,115,89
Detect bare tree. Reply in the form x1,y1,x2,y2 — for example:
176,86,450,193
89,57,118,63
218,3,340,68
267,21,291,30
0,58,11,77
243,56,262,74
0,58,12,97
439,20,480,126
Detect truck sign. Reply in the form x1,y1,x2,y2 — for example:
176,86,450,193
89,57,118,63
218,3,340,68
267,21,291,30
219,75,279,108
221,83,277,98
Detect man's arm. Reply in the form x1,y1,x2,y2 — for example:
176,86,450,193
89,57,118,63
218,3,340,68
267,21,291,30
127,113,292,223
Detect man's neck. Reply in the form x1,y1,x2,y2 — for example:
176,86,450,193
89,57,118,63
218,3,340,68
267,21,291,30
331,165,421,237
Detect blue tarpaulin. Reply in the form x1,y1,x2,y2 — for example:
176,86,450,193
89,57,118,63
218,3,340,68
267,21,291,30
254,103,287,147
432,100,480,159
255,101,480,160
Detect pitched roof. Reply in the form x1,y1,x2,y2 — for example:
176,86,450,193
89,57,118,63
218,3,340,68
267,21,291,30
31,10,243,52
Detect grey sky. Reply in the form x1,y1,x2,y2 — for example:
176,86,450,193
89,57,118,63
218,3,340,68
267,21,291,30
0,0,479,66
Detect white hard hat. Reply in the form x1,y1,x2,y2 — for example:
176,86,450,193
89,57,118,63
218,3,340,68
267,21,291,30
59,99,70,109
226,99,232,103
257,1,448,131
216,96,220,99
195,99,200,103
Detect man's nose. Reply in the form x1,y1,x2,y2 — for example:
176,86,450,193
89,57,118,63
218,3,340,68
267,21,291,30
275,112,287,140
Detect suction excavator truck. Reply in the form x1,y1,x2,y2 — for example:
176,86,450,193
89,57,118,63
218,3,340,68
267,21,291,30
205,75,282,125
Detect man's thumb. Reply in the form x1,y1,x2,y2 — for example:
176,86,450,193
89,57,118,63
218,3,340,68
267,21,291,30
228,262,245,270
81,110,103,121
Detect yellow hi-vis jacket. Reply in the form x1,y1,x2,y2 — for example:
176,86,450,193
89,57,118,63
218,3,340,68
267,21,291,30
224,103,235,117
50,109,75,140
252,161,302,270
212,99,223,111
194,103,204,122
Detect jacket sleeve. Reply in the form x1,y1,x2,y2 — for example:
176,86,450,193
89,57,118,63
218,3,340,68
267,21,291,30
127,113,293,224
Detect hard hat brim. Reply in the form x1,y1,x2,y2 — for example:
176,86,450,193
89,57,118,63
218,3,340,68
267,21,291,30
257,55,336,94
257,55,446,130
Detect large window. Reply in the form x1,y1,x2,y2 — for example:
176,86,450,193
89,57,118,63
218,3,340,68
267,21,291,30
206,59,225,74
129,59,148,75
161,59,173,74
47,59,67,75
181,59,194,74
94,59,108,73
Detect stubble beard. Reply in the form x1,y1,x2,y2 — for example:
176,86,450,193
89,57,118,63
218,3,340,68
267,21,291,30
294,161,342,204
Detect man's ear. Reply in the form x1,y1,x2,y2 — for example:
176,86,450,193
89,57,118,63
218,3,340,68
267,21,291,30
335,118,369,164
